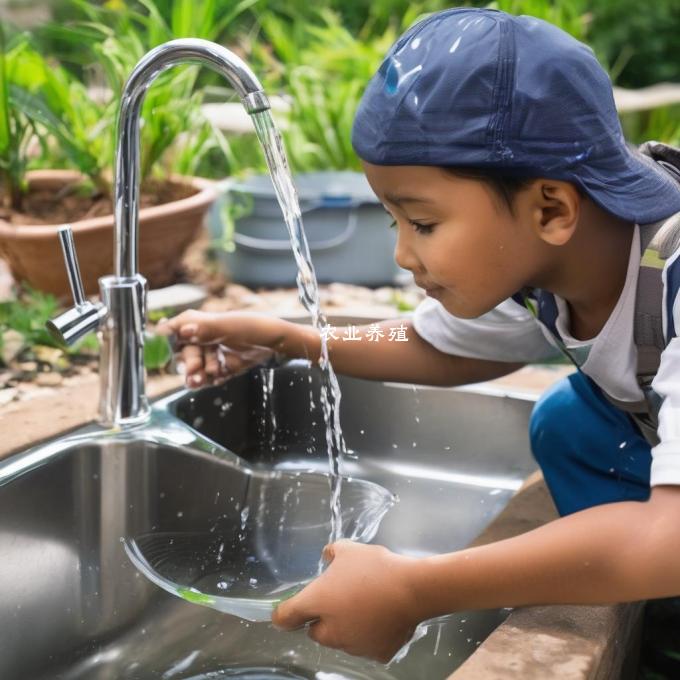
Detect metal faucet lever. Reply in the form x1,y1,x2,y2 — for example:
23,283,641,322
46,226,105,347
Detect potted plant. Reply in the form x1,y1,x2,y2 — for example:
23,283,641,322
0,2,240,299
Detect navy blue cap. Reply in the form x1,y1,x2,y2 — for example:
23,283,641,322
351,8,680,224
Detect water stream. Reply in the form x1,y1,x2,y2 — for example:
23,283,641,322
250,110,347,544
124,109,383,625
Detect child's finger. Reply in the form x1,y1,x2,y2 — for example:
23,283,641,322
220,348,247,375
181,344,204,376
155,317,179,336
156,310,196,336
203,347,221,377
271,587,320,632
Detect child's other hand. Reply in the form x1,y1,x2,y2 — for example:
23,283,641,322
156,309,280,389
271,540,424,663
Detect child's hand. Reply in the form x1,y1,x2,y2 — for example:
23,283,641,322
156,309,285,389
272,540,424,663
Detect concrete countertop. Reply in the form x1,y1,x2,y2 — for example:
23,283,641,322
450,471,643,680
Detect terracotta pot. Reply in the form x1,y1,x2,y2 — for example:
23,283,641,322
0,170,217,299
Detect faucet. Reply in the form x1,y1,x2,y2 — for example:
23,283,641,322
46,39,270,428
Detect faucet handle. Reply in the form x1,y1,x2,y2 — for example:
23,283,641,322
58,225,87,308
45,226,106,346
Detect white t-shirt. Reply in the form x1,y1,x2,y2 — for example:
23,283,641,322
412,222,680,487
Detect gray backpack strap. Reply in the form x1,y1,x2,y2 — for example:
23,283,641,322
635,211,680,365
634,219,668,377
600,213,680,446
591,143,680,445
619,213,680,444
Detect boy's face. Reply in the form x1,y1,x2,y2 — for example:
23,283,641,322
362,161,547,319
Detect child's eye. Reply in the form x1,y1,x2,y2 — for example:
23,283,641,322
388,219,397,229
410,221,436,235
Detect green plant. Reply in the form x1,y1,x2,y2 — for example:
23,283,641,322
0,285,173,373
214,187,254,253
38,3,201,185
0,23,27,210
240,1,593,176
0,285,98,367
143,332,172,371
1,26,104,210
620,105,680,147
225,8,402,175
0,286,61,359
586,0,680,88
1,0,260,200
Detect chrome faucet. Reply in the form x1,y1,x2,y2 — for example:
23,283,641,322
47,39,270,428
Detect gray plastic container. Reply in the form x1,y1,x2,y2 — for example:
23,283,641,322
209,171,408,288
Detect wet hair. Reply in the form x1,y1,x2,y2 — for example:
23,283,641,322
442,167,536,215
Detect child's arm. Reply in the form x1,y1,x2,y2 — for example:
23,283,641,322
157,310,524,387
272,485,680,662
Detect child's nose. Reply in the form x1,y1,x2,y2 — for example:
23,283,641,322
394,230,420,273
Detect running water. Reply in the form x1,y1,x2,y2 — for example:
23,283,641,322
251,110,347,544
122,110,395,626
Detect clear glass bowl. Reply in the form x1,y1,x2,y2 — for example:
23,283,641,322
125,466,395,622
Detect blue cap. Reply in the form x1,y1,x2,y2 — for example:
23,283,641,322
351,8,680,224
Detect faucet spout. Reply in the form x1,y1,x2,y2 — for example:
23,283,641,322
115,38,270,279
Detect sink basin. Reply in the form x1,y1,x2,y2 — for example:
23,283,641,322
0,360,537,679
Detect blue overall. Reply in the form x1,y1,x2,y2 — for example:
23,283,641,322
530,369,652,516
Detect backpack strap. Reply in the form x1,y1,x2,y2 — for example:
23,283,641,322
602,143,680,443
512,288,584,370
602,218,668,445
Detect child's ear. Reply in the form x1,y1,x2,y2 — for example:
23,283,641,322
529,180,580,246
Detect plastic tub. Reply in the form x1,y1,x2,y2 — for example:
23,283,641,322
209,171,408,288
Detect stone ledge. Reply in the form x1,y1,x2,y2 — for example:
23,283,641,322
451,472,643,679
0,372,184,460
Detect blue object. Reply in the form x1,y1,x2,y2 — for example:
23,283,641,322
351,8,680,224
529,370,652,516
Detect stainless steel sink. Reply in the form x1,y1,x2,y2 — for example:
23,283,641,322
0,361,537,680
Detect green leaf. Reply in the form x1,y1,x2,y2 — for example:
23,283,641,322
0,23,11,158
67,333,100,355
143,332,172,371
10,85,99,177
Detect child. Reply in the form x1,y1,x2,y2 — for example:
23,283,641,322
157,8,680,664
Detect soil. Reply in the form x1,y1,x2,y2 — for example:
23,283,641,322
1,178,197,226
